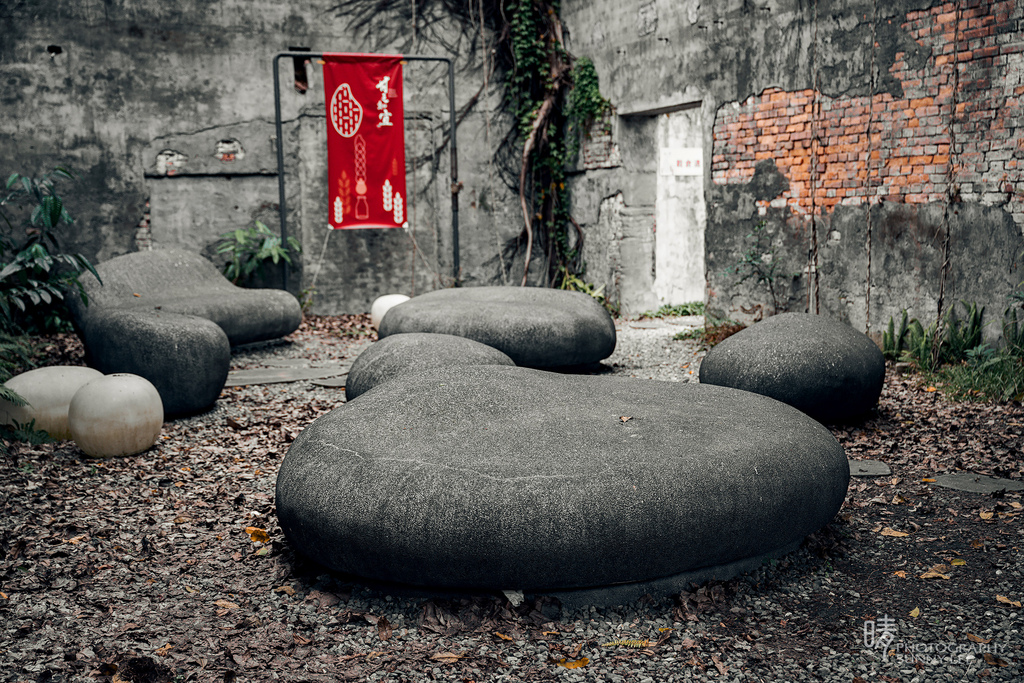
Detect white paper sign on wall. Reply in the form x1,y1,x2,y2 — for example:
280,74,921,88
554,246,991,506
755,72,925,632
659,147,704,176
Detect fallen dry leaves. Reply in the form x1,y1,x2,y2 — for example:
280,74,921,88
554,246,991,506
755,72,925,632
996,595,1022,608
1,327,1021,681
430,651,462,664
551,656,588,668
919,565,952,580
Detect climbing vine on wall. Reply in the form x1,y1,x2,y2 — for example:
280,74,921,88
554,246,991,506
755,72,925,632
505,0,572,285
565,57,611,158
330,0,610,288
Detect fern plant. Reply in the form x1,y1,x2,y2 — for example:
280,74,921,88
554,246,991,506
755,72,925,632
558,268,618,316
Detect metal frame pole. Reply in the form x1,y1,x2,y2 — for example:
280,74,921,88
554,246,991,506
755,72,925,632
272,51,460,291
272,53,288,291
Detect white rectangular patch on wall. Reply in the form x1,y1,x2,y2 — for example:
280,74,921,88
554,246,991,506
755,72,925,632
659,147,704,176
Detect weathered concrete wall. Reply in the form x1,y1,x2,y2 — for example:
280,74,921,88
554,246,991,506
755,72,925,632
1,1,325,262
564,0,1024,332
7,0,1021,320
572,115,660,314
0,1,518,313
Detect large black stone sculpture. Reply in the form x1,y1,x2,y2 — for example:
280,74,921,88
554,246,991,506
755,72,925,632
69,248,301,416
378,287,616,367
277,366,849,593
699,313,886,423
345,332,515,401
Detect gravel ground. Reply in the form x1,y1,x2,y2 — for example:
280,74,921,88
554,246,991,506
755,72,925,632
2,315,1021,682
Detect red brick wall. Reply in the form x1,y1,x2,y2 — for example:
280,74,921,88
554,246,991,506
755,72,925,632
711,0,1024,228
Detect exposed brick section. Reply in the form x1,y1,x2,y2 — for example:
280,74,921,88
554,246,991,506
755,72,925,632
134,200,153,251
712,0,1024,228
580,113,622,170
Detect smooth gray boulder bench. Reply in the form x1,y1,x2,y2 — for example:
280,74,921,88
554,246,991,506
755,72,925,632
699,312,886,423
345,332,515,401
69,248,302,416
276,365,849,597
377,286,616,367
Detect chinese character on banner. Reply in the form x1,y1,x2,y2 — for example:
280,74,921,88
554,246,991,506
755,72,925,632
323,53,407,229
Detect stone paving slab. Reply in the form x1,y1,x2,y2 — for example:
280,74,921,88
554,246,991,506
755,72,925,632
309,376,349,388
933,472,1024,493
263,358,317,368
849,459,892,477
225,366,349,387
625,315,704,330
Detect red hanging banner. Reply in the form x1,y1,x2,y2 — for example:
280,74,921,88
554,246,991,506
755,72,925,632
322,53,407,229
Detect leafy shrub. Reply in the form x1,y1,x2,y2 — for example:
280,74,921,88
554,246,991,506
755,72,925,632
932,348,1024,403
558,269,619,317
0,168,100,334
882,310,910,361
0,331,34,406
886,302,1024,404
673,317,746,347
1003,307,1024,358
215,220,301,286
0,331,52,455
885,302,986,372
640,302,706,319
722,220,797,315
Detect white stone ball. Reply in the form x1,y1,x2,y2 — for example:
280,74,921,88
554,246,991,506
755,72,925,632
1,366,104,440
69,374,164,458
370,294,411,329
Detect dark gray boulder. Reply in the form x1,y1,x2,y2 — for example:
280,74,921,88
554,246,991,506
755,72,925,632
67,248,301,416
345,333,515,401
276,365,848,591
83,309,230,417
699,312,885,423
377,287,616,367
68,248,302,346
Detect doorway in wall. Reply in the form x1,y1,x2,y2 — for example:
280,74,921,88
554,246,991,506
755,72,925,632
654,105,706,306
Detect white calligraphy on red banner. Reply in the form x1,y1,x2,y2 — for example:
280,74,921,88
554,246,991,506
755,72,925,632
323,54,407,229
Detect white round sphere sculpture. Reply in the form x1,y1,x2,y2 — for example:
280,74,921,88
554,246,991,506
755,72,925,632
0,366,104,440
69,374,164,458
370,294,410,329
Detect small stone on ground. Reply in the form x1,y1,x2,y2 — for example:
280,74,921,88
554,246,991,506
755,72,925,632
848,459,892,477
224,366,350,386
933,472,1024,493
